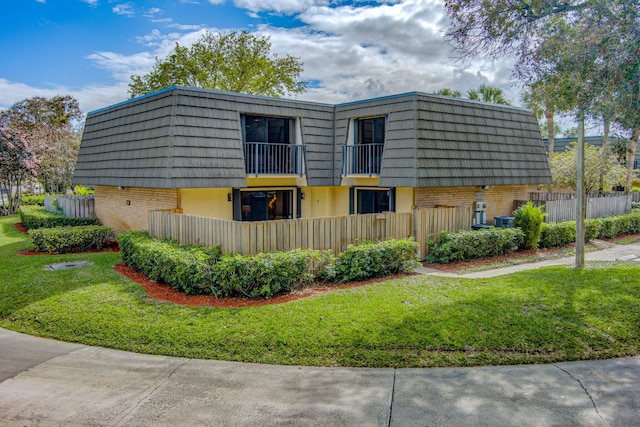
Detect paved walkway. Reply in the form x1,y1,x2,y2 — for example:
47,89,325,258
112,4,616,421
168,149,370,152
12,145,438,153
2,242,640,426
416,240,640,279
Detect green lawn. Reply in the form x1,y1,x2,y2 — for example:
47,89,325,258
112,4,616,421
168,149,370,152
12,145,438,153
2,214,640,367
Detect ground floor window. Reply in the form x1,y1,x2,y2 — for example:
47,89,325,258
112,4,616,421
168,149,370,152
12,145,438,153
238,189,295,221
351,188,395,214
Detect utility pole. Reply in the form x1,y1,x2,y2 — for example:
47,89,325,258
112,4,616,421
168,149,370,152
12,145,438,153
575,118,585,268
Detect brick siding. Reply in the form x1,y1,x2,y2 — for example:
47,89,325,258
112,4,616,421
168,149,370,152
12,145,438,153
94,186,178,233
415,185,540,224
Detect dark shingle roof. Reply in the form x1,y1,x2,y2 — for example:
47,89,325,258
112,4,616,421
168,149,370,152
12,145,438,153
74,87,551,189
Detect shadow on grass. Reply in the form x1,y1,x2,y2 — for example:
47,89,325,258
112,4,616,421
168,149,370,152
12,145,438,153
375,268,640,367
0,216,124,318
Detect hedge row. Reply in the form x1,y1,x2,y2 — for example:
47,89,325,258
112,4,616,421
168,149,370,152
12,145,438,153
426,228,524,264
19,206,97,229
428,211,640,263
20,195,45,206
29,225,116,254
334,238,421,282
119,232,420,298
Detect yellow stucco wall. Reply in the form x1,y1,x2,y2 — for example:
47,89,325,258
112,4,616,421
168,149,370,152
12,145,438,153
179,188,233,220
395,187,415,212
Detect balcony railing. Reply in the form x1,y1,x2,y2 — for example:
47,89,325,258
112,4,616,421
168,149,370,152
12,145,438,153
244,142,306,175
342,144,384,175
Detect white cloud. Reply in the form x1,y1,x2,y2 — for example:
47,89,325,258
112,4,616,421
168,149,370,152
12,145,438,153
81,0,99,5
208,0,226,5
250,0,516,103
144,7,163,19
234,0,325,14
22,0,518,115
0,78,128,114
112,3,135,16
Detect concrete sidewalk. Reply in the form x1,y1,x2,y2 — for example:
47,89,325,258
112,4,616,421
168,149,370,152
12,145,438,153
417,240,640,279
3,242,640,426
1,328,640,426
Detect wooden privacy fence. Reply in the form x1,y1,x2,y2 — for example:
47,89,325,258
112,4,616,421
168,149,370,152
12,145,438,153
44,195,95,218
149,206,472,260
544,194,631,223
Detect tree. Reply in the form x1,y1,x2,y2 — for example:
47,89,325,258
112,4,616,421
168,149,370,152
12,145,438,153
467,85,510,105
443,0,640,180
433,88,462,97
1,96,82,194
548,143,626,195
0,125,37,215
129,31,307,98
433,85,510,104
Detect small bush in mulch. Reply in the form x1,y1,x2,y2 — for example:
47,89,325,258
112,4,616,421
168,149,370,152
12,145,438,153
28,225,116,254
19,206,98,230
426,228,524,264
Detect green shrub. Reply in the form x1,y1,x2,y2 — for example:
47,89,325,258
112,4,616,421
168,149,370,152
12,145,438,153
29,225,116,253
597,211,640,238
513,201,545,249
585,218,602,242
212,250,334,297
334,238,420,282
539,222,575,248
19,206,98,229
119,232,223,295
74,186,94,196
20,194,45,206
426,228,524,264
118,232,333,298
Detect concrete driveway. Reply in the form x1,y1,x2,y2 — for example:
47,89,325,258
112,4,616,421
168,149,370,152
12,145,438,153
1,328,639,426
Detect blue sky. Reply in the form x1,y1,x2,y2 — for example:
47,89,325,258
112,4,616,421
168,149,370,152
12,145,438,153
1,0,515,114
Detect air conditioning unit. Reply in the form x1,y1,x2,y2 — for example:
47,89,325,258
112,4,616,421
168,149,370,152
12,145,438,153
475,201,487,211
494,215,515,228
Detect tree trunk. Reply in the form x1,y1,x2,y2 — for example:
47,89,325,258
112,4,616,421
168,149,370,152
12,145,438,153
545,109,555,157
626,126,640,191
600,119,611,193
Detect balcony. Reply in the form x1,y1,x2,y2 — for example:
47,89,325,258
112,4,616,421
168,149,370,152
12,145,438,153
244,142,306,175
342,144,384,175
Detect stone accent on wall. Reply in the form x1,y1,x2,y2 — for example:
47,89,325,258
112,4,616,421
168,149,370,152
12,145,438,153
415,185,541,225
94,186,178,233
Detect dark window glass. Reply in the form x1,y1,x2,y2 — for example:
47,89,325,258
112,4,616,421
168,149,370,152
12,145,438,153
356,189,389,214
245,115,290,144
357,117,385,144
240,190,294,221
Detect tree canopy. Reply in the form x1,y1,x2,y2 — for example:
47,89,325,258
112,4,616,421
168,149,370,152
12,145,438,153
0,126,36,214
443,0,640,187
548,142,626,194
433,85,510,105
1,95,82,194
129,31,307,98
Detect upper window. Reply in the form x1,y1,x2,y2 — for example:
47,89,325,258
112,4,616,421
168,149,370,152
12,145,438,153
357,117,385,145
244,115,292,144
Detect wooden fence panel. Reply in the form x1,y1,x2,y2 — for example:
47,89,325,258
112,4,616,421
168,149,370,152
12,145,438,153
544,194,631,223
148,207,472,259
44,195,95,218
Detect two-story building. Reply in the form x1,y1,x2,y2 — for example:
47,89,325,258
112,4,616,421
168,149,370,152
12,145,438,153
73,86,552,233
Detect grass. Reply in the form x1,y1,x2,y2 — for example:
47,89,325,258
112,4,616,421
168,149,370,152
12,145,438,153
2,214,640,367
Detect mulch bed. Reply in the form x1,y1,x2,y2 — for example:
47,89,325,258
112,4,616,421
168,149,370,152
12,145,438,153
14,222,28,234
114,263,407,308
425,246,573,273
